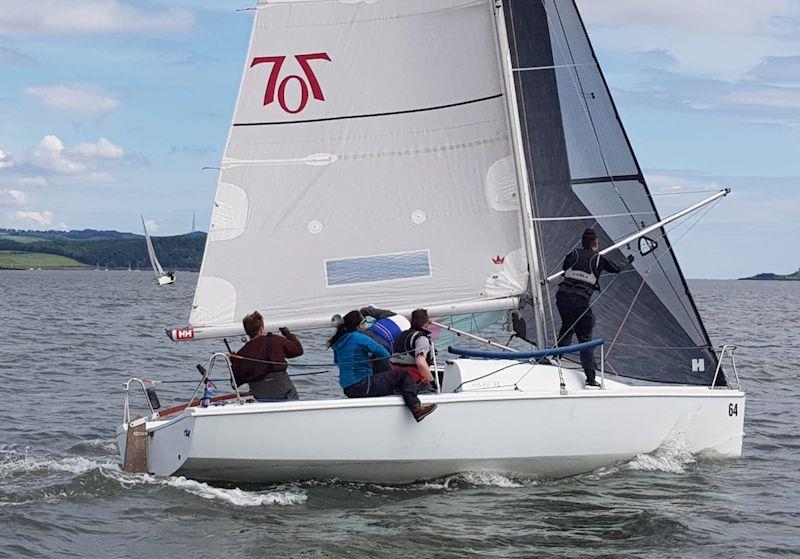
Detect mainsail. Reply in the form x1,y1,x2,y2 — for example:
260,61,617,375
191,0,530,331
141,216,166,278
502,0,722,385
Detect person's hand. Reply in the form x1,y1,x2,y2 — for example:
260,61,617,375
279,327,291,337
627,254,635,264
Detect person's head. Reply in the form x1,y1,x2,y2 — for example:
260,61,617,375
410,308,429,330
328,310,364,347
242,311,264,339
581,228,599,251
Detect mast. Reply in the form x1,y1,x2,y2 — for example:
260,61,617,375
493,0,548,349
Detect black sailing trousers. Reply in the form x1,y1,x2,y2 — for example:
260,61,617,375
556,290,597,383
343,369,421,409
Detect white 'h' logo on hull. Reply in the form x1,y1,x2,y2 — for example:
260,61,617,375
691,358,705,372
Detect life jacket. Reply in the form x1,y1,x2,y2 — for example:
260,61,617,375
392,328,433,366
562,248,601,291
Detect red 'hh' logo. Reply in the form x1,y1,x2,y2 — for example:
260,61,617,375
251,53,331,114
175,327,195,341
492,255,505,265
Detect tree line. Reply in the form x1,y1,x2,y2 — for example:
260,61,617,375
0,230,206,270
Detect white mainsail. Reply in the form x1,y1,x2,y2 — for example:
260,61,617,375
190,0,531,333
141,216,166,278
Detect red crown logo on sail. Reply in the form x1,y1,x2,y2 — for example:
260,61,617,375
492,255,505,265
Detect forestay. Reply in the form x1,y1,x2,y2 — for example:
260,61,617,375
502,0,722,385
191,0,530,331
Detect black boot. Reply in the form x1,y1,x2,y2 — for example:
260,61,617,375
410,403,437,422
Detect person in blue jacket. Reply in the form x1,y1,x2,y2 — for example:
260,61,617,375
328,310,437,422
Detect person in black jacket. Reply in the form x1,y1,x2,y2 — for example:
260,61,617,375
556,228,633,387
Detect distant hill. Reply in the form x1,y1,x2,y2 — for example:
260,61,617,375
739,269,800,281
0,228,206,270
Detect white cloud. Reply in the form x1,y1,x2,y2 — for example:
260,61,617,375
0,148,12,169
25,135,87,175
578,0,791,34
144,218,159,233
0,1,194,35
13,210,54,227
577,0,800,80
645,173,722,194
68,138,124,159
0,189,26,206
4,135,125,176
26,84,120,117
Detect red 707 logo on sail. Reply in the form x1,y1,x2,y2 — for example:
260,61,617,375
251,53,331,114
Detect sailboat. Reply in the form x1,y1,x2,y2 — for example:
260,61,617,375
141,216,175,285
118,0,744,483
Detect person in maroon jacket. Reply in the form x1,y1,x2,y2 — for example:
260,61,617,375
231,311,303,401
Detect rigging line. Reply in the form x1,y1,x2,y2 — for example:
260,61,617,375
585,198,722,351
533,211,655,222
652,189,723,197
513,62,592,72
644,198,724,341
544,0,702,324
228,346,417,368
605,272,649,358
548,0,709,328
232,94,503,127
544,200,710,278
453,361,522,392
545,0,641,233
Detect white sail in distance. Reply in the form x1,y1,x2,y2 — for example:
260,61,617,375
141,216,166,278
190,0,532,331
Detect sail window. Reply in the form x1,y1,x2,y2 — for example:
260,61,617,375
638,236,658,256
325,250,431,287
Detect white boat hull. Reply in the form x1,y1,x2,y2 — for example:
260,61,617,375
157,275,175,285
117,365,745,483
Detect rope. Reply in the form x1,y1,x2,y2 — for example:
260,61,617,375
226,347,416,368
605,272,649,358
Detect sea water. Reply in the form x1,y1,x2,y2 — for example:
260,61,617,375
0,271,798,557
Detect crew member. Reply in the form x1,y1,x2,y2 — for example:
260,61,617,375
556,228,633,388
360,305,411,373
231,311,303,400
391,308,436,393
329,310,437,422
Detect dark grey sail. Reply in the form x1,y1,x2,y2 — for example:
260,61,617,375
502,0,722,385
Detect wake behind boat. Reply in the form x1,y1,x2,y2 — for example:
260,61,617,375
119,0,745,483
141,215,175,285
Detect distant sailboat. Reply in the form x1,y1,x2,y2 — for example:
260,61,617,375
141,216,175,285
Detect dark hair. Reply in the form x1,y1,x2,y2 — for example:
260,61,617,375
242,311,264,339
581,228,598,249
328,310,363,347
410,308,429,330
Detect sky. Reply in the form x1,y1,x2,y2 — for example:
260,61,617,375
0,1,798,278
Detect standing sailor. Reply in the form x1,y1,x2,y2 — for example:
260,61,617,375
556,228,633,387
